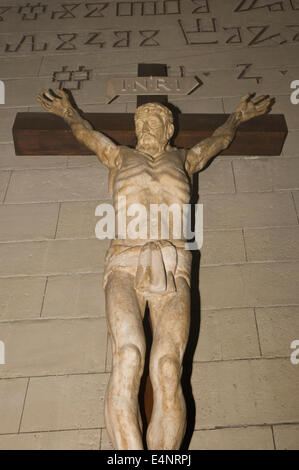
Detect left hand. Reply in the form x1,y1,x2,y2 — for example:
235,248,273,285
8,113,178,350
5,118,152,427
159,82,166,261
235,93,273,123
37,89,74,119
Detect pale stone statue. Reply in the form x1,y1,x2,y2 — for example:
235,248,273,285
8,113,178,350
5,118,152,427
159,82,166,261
38,89,272,450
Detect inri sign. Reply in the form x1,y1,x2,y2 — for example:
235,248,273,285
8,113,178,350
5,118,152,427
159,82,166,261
106,76,202,103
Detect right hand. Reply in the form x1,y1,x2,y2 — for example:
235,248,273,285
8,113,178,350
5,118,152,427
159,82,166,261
234,93,273,123
37,89,73,118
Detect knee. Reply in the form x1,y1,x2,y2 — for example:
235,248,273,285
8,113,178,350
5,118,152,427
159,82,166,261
157,355,181,389
117,343,144,372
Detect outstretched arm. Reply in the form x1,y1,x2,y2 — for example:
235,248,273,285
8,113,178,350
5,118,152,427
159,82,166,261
185,93,273,175
37,89,118,168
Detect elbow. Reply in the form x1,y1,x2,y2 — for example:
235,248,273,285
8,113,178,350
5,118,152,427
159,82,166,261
73,126,89,143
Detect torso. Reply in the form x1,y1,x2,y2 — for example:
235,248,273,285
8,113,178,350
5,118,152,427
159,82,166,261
109,146,192,246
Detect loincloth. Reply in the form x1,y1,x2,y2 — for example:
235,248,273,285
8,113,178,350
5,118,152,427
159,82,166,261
103,240,192,296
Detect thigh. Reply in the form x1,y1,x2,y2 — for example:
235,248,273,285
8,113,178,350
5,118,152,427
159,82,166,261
148,277,191,362
105,270,146,356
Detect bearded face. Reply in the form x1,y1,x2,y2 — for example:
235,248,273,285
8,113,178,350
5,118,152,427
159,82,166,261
135,111,173,157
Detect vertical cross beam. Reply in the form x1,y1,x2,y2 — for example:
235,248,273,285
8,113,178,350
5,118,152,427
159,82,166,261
137,63,168,107
137,63,170,432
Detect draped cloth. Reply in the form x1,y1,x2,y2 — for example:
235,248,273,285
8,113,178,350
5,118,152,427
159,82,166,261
103,241,192,296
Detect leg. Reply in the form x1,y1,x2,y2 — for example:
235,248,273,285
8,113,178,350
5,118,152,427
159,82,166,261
104,270,146,450
147,277,190,450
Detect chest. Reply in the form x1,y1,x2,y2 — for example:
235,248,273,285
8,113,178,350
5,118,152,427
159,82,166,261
116,149,189,187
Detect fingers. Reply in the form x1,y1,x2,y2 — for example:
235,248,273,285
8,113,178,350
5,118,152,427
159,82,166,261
44,90,55,101
241,93,272,105
38,89,64,102
55,88,67,100
256,101,272,115
37,88,65,107
245,93,273,111
256,101,271,112
37,94,52,110
37,92,50,105
252,94,268,105
241,92,252,102
37,89,54,104
255,97,273,115
37,88,71,115
37,89,59,110
55,88,64,97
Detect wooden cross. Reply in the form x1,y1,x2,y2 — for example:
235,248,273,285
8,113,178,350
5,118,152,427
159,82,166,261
11,63,288,436
13,63,287,156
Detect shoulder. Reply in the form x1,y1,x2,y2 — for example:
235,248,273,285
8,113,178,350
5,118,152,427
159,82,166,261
184,147,200,176
111,145,140,169
167,146,187,160
110,145,130,169
178,148,188,161
118,145,134,156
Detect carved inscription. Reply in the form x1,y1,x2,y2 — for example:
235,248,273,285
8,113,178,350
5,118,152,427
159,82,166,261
85,32,105,48
223,26,242,44
116,0,181,16
52,65,92,90
0,0,297,21
237,64,263,84
0,6,12,21
106,76,201,102
139,30,160,46
247,25,287,45
1,0,298,53
56,33,78,50
3,23,298,53
191,0,210,14
234,0,284,12
84,3,109,17
178,18,218,45
51,4,80,19
112,31,131,48
287,25,299,41
5,34,48,52
18,3,47,20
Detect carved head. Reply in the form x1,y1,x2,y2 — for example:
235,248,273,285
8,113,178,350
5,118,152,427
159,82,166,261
134,102,175,156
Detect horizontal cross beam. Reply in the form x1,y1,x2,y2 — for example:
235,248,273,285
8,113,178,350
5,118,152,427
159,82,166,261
13,112,287,156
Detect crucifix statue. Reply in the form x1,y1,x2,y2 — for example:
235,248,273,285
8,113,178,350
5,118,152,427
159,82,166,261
37,87,272,450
